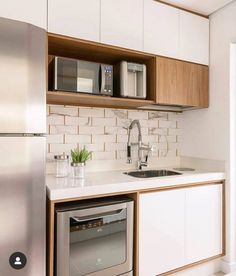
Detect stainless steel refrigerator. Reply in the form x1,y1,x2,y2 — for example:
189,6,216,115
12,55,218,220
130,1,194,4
0,17,46,275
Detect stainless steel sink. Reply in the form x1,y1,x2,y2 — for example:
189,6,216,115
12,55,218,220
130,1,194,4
124,169,182,178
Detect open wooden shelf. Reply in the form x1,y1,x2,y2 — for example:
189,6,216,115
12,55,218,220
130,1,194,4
47,33,156,109
47,91,155,109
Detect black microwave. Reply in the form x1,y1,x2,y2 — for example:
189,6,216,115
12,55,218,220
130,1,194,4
52,57,113,96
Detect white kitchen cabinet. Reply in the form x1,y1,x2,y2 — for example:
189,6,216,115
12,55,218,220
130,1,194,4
144,0,179,59
179,11,209,65
139,189,185,276
0,0,47,29
185,185,223,264
139,183,223,275
48,0,100,42
101,0,143,51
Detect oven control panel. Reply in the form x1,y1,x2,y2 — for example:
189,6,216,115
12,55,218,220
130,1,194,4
103,65,113,95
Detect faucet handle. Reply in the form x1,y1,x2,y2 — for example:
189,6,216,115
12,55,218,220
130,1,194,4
127,145,132,164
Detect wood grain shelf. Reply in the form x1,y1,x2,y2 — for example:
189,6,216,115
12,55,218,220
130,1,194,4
47,33,156,110
47,91,155,109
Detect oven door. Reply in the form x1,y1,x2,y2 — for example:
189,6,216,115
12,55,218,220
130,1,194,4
56,201,133,276
77,60,100,94
54,57,100,94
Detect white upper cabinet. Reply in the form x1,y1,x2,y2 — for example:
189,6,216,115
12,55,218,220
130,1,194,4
48,0,100,42
100,0,143,51
185,184,223,263
179,11,209,65
0,0,47,29
139,189,185,276
144,1,179,58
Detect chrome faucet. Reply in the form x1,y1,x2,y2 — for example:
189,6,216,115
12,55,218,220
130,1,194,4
127,120,152,170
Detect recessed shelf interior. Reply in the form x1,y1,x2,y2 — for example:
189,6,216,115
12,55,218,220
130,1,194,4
47,33,156,108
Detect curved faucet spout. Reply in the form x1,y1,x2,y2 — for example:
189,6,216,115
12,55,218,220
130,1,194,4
127,120,152,169
127,120,142,146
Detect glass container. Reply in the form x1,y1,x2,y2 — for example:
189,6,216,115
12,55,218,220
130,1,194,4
54,154,69,178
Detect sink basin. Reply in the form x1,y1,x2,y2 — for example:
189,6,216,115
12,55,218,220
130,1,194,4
124,169,182,178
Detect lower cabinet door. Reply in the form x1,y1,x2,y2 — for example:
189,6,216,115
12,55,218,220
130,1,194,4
139,190,185,276
185,184,223,263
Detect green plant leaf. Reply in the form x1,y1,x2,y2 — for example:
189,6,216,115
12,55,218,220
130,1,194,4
70,146,91,163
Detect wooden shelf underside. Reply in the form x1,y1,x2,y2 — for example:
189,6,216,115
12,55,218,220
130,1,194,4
47,91,155,109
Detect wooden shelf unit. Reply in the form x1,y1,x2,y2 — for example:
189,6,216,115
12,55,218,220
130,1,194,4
47,91,155,109
47,33,156,109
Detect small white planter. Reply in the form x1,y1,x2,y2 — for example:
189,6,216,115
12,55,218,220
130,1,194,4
71,162,85,179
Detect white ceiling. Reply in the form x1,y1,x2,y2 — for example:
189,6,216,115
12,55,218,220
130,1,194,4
159,0,234,15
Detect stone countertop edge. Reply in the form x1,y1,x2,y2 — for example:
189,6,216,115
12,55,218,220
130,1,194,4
46,169,226,201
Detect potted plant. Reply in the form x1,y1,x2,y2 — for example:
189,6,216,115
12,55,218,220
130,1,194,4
70,147,91,178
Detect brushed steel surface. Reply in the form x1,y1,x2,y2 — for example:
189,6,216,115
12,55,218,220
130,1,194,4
0,136,46,276
0,17,46,134
57,201,133,276
124,169,182,178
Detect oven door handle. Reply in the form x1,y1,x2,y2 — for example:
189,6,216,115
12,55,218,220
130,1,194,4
71,208,124,223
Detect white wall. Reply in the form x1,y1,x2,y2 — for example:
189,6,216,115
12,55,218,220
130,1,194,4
181,1,236,272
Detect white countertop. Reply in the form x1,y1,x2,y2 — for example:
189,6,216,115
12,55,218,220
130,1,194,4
46,168,226,201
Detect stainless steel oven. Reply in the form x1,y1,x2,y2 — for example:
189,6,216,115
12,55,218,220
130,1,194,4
53,57,113,96
56,197,133,276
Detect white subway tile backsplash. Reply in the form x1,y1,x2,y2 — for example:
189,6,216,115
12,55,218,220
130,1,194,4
92,151,116,160
79,107,104,117
50,143,77,154
116,150,127,160
159,120,174,128
92,134,116,143
116,118,131,128
47,115,64,125
79,126,104,135
47,134,64,144
159,149,177,158
79,143,104,152
117,134,128,143
105,142,126,151
128,111,148,120
149,111,168,120
169,143,179,151
65,116,90,126
47,105,181,162
50,105,78,116
105,126,127,135
104,109,116,118
168,128,182,136
140,119,158,128
142,135,158,143
50,125,77,135
159,135,177,143
92,117,116,126
150,128,168,136
65,134,91,144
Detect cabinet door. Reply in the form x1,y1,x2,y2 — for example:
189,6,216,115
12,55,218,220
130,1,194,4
48,0,100,42
198,64,209,107
156,56,209,107
0,0,47,29
156,56,179,105
139,190,185,276
185,184,223,264
144,0,179,58
101,0,143,51
179,11,209,65
176,60,201,107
